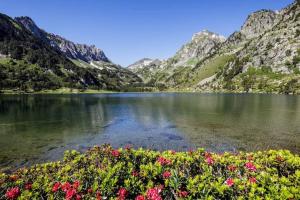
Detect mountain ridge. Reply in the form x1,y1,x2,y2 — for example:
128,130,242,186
129,0,300,94
15,16,110,63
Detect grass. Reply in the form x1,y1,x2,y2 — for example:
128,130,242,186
191,54,235,85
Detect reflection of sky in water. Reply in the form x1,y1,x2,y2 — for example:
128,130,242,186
0,93,299,169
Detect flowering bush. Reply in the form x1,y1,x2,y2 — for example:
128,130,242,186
0,145,299,199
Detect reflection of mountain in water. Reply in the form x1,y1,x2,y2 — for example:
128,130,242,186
123,94,300,152
0,95,115,168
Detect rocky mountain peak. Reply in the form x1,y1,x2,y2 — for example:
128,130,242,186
14,16,47,40
192,30,226,42
240,9,279,39
128,58,161,70
15,16,110,63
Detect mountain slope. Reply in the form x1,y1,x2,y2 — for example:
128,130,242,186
131,0,300,94
15,16,109,63
0,14,142,92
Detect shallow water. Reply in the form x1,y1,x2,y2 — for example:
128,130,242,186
0,93,299,169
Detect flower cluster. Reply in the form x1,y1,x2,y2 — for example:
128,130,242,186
0,145,299,199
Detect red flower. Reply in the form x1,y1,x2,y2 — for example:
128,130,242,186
177,190,188,198
76,194,82,200
118,188,128,200
206,156,214,165
62,182,72,192
73,180,80,190
96,191,102,200
146,187,162,200
52,182,62,192
87,188,93,193
5,187,20,199
245,162,256,172
112,149,121,157
132,170,139,177
25,183,32,190
227,165,237,172
65,188,77,200
135,195,145,200
157,156,171,166
225,178,234,187
249,177,257,184
162,171,171,179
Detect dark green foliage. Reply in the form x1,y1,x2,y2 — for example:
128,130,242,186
280,79,298,94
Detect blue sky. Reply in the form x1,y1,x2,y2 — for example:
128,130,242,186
0,0,294,66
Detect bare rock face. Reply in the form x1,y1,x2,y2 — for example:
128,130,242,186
15,16,109,63
240,10,279,39
128,58,161,71
173,30,226,66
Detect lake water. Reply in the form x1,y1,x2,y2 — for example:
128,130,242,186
0,93,300,169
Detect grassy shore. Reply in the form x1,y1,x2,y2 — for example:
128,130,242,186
0,145,299,199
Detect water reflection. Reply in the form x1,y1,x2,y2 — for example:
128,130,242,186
0,93,299,169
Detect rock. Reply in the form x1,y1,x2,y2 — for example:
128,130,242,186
15,16,109,63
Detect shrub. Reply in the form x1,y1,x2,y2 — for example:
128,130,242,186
0,145,299,199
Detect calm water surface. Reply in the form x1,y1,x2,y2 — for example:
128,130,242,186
0,93,299,169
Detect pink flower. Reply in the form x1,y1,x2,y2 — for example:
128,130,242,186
73,180,80,190
135,195,145,200
146,187,162,200
5,187,20,199
227,165,237,172
162,171,171,179
61,182,72,192
245,162,256,172
52,182,62,192
177,190,188,198
25,183,32,190
206,156,214,165
249,177,257,184
76,194,82,200
118,188,128,200
65,188,77,200
225,178,234,187
157,156,172,166
112,149,121,157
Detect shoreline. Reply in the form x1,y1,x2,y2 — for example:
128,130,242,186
0,88,298,95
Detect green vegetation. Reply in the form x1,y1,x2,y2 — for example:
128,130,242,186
1,145,299,199
192,54,235,84
221,66,300,94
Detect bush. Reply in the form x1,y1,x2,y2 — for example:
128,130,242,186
0,145,299,199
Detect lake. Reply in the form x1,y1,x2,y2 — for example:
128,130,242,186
0,93,299,169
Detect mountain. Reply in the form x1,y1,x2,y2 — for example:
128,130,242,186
131,0,300,94
0,14,142,92
127,58,162,82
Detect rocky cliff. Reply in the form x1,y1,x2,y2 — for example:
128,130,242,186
15,16,109,63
